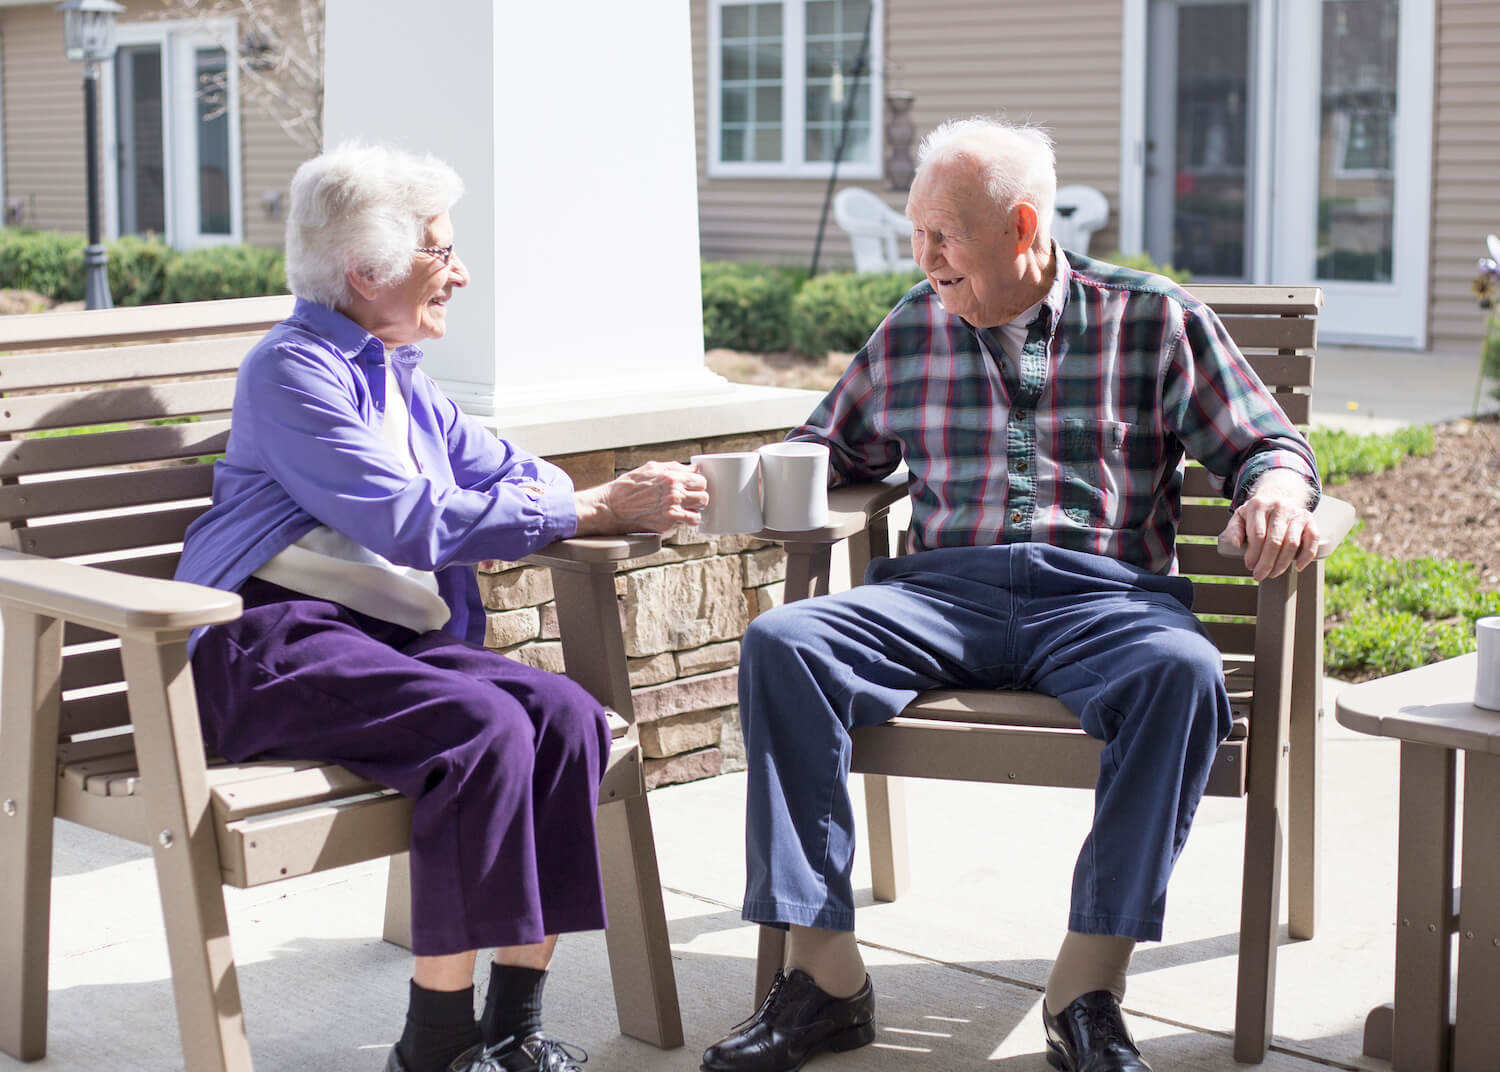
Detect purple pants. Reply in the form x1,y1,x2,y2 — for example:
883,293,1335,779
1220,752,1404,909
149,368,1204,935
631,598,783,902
192,578,611,956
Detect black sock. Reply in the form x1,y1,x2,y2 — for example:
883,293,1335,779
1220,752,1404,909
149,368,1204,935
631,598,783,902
480,964,548,1050
396,980,481,1072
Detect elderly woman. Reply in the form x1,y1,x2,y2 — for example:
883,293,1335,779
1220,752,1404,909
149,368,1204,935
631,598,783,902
174,143,707,1072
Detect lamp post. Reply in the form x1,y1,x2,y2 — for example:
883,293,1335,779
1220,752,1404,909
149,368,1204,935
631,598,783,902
57,0,124,310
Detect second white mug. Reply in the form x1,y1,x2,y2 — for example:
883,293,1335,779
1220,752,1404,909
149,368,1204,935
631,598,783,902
759,441,830,531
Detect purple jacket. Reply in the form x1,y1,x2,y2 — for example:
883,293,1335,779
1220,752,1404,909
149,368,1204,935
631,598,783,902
174,298,578,647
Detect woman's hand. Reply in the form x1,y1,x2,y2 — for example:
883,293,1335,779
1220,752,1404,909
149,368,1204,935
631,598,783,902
573,461,709,535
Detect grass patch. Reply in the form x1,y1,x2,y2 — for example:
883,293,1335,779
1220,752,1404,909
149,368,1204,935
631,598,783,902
1322,529,1500,680
1307,424,1434,484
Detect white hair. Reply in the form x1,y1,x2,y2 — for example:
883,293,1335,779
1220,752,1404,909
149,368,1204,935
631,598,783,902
284,142,464,309
915,117,1057,240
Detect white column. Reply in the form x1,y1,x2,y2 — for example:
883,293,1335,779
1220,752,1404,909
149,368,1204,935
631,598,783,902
324,0,810,449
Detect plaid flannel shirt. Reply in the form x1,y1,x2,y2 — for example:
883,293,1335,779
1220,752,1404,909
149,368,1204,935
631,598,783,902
791,250,1321,574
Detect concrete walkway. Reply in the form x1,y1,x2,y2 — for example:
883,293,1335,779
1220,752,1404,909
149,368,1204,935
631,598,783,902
8,343,1483,1072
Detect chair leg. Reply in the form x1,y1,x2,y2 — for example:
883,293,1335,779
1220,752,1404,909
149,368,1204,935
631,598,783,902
120,635,253,1072
1287,562,1324,941
755,925,787,1004
383,852,414,950
863,774,909,902
598,794,683,1049
0,609,63,1061
1234,571,1297,1064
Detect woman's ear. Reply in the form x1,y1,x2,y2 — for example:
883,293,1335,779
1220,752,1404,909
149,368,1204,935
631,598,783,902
345,263,380,302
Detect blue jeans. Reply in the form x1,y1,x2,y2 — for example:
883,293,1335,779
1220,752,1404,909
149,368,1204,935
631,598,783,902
739,543,1232,941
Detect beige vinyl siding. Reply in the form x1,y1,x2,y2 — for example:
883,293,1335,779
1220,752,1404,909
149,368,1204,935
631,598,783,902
693,0,1126,268
239,101,304,249
1427,0,1500,351
1,4,90,235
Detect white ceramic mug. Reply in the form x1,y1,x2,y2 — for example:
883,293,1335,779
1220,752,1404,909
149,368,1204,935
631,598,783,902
691,451,763,535
1476,616,1500,711
759,441,830,531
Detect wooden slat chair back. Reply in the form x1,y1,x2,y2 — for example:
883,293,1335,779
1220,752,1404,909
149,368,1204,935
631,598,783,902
0,296,682,1070
755,285,1355,1064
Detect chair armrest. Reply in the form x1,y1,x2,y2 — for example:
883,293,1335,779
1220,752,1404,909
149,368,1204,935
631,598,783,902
524,533,663,569
1214,495,1357,561
755,471,910,544
0,548,241,635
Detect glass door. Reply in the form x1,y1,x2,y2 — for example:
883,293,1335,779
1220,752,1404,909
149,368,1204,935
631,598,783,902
1143,0,1257,281
114,43,167,237
103,21,243,249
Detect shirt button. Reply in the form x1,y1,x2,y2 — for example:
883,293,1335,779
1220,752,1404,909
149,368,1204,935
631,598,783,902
1016,460,1028,472
1014,409,1028,421
1011,511,1023,523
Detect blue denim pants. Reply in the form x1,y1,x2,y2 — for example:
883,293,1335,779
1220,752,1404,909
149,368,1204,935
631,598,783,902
739,543,1232,941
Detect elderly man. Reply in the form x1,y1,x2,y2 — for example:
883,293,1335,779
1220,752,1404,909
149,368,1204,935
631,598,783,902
700,117,1320,1072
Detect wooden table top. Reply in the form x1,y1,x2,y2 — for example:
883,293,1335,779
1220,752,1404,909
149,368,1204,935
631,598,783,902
1335,654,1500,754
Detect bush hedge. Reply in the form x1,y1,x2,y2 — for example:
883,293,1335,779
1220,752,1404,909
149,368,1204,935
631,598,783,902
701,262,807,353
788,268,924,356
0,227,286,306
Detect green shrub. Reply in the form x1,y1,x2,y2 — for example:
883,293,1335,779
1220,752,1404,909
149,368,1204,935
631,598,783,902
106,235,174,306
0,228,86,301
1307,424,1434,485
162,244,287,303
788,268,925,356
1098,250,1193,284
1322,528,1500,679
701,261,806,352
1483,314,1500,403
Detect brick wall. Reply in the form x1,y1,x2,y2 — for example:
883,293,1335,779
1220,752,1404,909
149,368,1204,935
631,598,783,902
477,429,793,789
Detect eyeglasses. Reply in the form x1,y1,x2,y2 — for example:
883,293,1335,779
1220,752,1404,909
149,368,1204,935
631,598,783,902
415,243,455,266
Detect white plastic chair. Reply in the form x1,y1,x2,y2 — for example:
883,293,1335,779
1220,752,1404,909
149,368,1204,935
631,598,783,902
1052,184,1110,256
833,187,918,274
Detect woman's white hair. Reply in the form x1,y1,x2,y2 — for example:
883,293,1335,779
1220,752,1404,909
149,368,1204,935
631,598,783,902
284,142,464,309
915,117,1057,241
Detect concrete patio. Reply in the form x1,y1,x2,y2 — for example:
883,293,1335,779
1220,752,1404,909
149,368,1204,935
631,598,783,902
11,687,1399,1072
6,342,1494,1072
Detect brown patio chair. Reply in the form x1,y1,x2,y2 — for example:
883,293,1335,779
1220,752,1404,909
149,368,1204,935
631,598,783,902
751,284,1354,1064
0,296,682,1071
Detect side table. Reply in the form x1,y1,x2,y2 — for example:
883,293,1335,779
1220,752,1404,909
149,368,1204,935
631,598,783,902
1334,652,1500,1071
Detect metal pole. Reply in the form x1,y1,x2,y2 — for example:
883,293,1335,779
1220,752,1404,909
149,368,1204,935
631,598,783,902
82,59,111,310
808,3,875,278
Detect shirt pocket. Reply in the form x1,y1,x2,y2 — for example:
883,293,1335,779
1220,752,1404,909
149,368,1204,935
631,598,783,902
1059,418,1144,528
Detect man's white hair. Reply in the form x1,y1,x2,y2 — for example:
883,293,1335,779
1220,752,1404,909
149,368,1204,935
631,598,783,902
284,142,464,309
915,117,1057,240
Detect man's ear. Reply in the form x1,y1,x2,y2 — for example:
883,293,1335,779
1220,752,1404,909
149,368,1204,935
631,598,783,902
345,263,380,302
1012,201,1041,255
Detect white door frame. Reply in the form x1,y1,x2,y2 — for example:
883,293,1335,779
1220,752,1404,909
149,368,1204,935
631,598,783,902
101,17,244,249
1270,0,1434,348
1121,0,1434,347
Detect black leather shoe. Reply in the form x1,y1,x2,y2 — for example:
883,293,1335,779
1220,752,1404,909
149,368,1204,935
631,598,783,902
446,1033,588,1071
700,969,875,1072
1043,991,1151,1072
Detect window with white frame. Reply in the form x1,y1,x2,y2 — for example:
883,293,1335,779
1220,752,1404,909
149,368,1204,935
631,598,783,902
708,0,883,179
102,19,243,249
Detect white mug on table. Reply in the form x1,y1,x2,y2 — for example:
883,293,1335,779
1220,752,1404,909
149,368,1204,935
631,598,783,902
759,441,830,532
692,451,763,535
1477,616,1500,711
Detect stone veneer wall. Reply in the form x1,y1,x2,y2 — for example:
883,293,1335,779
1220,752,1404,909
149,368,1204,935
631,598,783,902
476,430,793,789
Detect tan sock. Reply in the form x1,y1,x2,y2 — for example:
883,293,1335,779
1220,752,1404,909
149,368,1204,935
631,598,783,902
1044,932,1136,1015
785,925,866,999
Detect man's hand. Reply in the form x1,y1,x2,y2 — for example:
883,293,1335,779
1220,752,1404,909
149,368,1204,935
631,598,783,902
1219,470,1320,581
573,461,709,536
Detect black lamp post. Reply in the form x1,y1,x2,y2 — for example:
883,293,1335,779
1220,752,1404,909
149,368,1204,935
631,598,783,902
57,0,124,311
